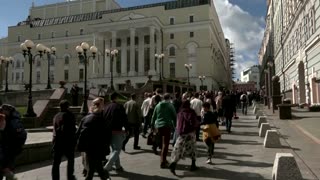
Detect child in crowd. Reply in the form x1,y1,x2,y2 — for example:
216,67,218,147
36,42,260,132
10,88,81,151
201,102,221,164
0,113,17,180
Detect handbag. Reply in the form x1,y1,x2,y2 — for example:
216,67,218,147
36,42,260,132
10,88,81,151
147,133,154,145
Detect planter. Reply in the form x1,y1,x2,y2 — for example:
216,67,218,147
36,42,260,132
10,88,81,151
59,81,66,88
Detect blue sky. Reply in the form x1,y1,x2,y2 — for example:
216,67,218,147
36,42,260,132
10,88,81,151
0,0,266,78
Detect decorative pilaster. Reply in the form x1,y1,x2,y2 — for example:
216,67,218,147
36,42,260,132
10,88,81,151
111,31,117,76
128,28,136,76
148,26,156,75
138,34,144,76
121,37,127,76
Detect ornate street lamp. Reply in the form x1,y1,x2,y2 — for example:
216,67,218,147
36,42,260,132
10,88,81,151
44,46,56,89
76,42,97,115
105,48,118,91
20,39,45,117
184,64,192,87
0,56,13,92
155,53,165,81
199,75,206,91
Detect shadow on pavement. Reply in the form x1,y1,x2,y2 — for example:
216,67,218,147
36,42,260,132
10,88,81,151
111,171,178,180
232,124,257,128
215,158,273,168
218,139,262,146
174,166,269,180
227,131,259,136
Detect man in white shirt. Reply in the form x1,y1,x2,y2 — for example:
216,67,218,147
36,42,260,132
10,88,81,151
190,92,203,141
240,92,248,115
141,93,152,137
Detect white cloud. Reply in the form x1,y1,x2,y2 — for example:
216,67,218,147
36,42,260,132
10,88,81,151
214,0,265,79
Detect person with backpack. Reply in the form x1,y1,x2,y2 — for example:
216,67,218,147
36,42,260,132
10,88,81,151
51,100,77,180
240,92,248,115
0,104,27,180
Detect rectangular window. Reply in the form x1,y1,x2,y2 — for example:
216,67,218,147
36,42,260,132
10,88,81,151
135,37,139,46
144,48,150,74
169,17,175,25
116,38,121,47
36,71,40,83
144,35,150,45
21,72,24,81
18,35,21,42
38,33,41,40
189,15,194,23
12,73,14,82
51,32,55,38
65,44,68,49
65,30,69,37
190,32,194,38
80,28,84,35
64,70,69,81
16,72,20,82
170,63,175,78
170,33,174,39
79,69,84,81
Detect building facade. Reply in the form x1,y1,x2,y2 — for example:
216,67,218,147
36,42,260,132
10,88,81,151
260,0,320,105
240,65,260,90
2,0,230,92
233,81,257,92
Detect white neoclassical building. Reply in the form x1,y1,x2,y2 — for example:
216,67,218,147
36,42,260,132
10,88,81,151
2,0,231,92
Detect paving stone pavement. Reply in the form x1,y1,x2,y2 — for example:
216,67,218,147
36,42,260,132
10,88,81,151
16,108,290,180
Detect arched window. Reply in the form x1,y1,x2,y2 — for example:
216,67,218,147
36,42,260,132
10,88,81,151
65,56,70,65
169,47,176,56
36,59,41,67
16,61,20,68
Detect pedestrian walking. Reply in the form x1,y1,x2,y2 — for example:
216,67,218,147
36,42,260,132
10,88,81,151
0,113,17,180
0,104,27,180
151,93,176,168
141,93,152,138
222,90,234,133
169,100,199,175
190,93,203,141
201,102,220,164
151,95,163,154
103,93,128,173
51,100,77,180
70,84,79,106
78,98,111,180
215,91,224,125
123,93,142,150
240,92,248,115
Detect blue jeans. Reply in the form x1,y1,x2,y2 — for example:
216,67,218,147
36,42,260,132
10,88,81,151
225,117,232,132
104,133,125,171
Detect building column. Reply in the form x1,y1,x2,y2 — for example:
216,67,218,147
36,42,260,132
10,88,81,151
138,34,144,76
121,37,127,76
156,30,161,74
128,28,136,76
149,26,156,76
111,31,117,76
104,39,110,76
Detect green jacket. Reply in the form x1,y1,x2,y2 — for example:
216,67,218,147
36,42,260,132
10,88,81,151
151,101,176,129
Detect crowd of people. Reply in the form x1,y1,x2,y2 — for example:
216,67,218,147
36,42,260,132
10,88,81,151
0,88,260,180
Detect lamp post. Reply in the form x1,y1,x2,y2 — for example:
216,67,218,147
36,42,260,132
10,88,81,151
184,64,192,87
44,46,56,89
155,53,165,81
105,48,118,91
0,56,13,92
20,40,46,117
199,75,206,91
76,42,97,116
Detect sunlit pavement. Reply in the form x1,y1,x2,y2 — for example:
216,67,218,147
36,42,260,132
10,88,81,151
16,108,293,180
